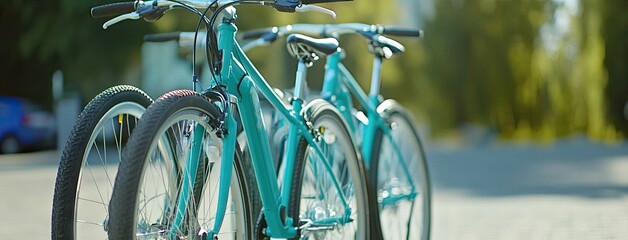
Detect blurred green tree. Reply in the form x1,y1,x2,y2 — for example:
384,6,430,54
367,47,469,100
2,0,626,140
2,0,156,105
420,0,626,141
601,0,628,137
421,0,547,137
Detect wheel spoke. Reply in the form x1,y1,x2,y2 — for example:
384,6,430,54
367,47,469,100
374,111,431,239
105,96,250,239
52,86,151,239
290,106,367,239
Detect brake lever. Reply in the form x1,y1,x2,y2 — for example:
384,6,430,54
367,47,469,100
103,12,140,29
295,5,336,19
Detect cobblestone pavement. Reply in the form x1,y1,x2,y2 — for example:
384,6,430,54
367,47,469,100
432,192,628,240
0,137,627,239
0,163,57,240
428,137,628,240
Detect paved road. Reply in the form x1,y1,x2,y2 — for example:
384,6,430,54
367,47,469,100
0,137,627,239
428,137,628,240
0,151,59,240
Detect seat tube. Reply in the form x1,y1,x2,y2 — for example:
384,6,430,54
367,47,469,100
281,60,307,208
293,59,308,99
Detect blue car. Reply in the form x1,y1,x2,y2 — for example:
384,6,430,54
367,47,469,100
0,97,55,154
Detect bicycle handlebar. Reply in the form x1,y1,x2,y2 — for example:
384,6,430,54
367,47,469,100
241,28,277,40
239,23,418,58
91,2,136,18
241,24,423,40
91,0,343,30
380,26,422,37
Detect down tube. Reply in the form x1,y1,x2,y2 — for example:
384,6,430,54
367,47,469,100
338,64,379,165
322,52,356,134
237,75,296,237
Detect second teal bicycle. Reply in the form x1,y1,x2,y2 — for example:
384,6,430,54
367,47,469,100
243,23,432,239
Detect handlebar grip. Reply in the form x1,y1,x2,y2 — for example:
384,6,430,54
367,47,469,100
144,32,181,42
241,28,275,40
382,26,423,38
91,2,136,18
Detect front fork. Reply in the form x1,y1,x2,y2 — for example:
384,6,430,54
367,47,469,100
210,104,238,235
169,102,238,239
363,102,417,206
170,122,206,239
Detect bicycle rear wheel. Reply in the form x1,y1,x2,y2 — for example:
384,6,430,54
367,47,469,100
107,89,256,239
369,100,431,240
288,99,370,239
52,85,152,239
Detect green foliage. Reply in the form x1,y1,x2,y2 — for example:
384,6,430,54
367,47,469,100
2,0,154,102
3,0,626,140
600,0,628,137
421,0,547,136
420,0,626,141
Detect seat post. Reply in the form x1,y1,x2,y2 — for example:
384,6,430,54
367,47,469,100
294,58,308,100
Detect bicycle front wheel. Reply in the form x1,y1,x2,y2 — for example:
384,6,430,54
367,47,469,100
288,99,370,239
52,85,152,240
107,90,256,239
369,100,432,240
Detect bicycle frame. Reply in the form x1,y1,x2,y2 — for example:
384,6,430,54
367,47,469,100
172,11,354,239
321,50,417,202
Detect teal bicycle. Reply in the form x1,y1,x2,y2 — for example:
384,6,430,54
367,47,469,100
91,0,370,239
242,24,432,239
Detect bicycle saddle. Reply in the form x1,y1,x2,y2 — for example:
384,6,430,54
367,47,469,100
286,33,339,58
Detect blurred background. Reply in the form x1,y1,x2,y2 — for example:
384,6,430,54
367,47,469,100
1,0,628,239
1,0,626,146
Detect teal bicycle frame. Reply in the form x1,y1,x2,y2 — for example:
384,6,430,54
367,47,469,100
170,11,354,239
320,49,418,204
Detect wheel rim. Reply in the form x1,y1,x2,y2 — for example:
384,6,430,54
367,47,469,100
298,116,365,239
74,102,146,239
377,114,429,239
133,109,246,239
